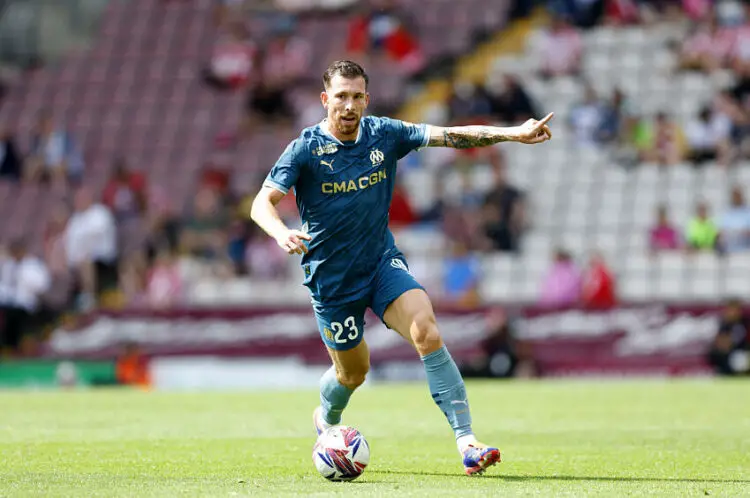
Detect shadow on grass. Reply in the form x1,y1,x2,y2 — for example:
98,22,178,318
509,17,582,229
369,470,750,484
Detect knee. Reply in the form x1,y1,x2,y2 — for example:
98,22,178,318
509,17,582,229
336,362,369,390
411,311,443,355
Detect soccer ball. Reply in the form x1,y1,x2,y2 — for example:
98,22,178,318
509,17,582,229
312,425,370,481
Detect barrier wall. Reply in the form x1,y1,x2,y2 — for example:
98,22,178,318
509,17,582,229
40,305,724,377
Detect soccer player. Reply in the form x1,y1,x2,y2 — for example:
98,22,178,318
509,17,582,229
251,60,553,476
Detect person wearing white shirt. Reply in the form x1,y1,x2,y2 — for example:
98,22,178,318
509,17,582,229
719,186,750,253
64,188,117,310
25,112,85,186
0,240,51,353
686,106,732,166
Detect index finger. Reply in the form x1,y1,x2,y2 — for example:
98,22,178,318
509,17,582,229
535,112,555,128
296,231,313,241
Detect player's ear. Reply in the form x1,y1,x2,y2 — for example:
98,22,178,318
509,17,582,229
365,93,370,109
321,91,329,109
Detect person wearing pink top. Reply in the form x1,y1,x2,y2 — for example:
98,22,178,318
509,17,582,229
146,251,183,309
679,14,736,73
539,249,582,308
649,205,681,252
538,16,583,79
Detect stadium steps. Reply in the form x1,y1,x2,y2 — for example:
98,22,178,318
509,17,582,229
398,10,545,123
454,13,544,85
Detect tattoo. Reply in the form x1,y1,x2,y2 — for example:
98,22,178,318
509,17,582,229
430,126,512,149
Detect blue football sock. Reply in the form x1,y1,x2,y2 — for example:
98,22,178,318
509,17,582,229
319,366,354,425
421,345,473,439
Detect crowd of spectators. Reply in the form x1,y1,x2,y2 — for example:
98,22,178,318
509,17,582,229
2,0,750,366
647,184,750,253
0,112,84,189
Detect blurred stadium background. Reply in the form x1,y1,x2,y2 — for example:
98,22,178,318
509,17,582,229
0,0,749,389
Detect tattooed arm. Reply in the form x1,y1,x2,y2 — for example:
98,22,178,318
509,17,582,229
427,113,555,148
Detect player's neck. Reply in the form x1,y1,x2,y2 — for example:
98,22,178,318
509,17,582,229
323,119,359,143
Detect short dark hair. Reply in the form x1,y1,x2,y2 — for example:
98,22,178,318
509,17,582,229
323,60,369,90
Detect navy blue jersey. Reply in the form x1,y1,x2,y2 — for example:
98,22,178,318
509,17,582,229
264,116,430,304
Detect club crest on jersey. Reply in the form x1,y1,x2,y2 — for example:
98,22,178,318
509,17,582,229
370,149,385,167
313,143,339,157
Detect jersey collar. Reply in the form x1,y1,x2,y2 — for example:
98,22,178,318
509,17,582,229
319,119,362,145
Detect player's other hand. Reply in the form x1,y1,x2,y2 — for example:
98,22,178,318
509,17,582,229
512,112,554,144
276,229,312,255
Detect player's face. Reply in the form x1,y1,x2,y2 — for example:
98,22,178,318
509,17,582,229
321,75,369,141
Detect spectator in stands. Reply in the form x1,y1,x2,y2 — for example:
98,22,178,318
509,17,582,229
449,172,486,250
686,105,732,166
649,205,682,251
569,82,604,148
460,307,536,379
678,13,735,73
447,81,493,125
597,87,636,145
180,186,230,264
202,22,257,91
547,0,604,29
143,185,181,263
604,0,641,25
243,28,310,136
486,75,538,125
481,151,526,252
0,239,51,355
717,185,750,253
680,0,712,21
685,201,718,251
389,178,417,228
715,85,750,157
145,250,183,309
539,248,582,308
345,0,424,75
708,298,749,376
639,112,687,166
0,128,22,181
580,252,617,309
537,15,583,79
65,187,118,311
101,159,147,221
731,5,750,74
25,112,84,187
442,241,481,308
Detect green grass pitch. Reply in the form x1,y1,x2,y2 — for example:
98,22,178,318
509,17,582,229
1,380,749,497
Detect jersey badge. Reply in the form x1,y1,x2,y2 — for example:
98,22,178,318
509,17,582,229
370,149,385,167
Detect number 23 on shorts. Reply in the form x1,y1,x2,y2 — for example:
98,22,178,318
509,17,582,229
317,312,364,351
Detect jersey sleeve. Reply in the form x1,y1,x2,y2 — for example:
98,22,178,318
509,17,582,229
385,117,431,159
263,138,305,194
